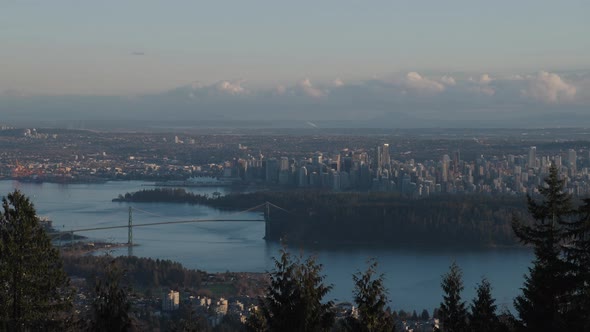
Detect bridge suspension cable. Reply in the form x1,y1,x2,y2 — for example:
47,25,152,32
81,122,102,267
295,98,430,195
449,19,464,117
68,218,265,233
67,202,272,234
50,202,290,250
265,201,293,214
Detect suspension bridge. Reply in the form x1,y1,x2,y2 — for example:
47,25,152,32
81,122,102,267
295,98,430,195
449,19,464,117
52,201,290,247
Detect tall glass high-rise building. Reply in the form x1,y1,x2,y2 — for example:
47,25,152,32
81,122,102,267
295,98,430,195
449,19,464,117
528,146,536,169
382,143,390,168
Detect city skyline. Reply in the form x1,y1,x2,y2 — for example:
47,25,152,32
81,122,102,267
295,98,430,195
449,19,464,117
3,127,589,197
2,3,589,328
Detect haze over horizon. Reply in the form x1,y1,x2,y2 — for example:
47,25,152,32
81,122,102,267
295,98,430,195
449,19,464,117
1,1,589,128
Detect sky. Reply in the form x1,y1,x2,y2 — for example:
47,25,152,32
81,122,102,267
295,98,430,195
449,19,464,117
1,1,589,127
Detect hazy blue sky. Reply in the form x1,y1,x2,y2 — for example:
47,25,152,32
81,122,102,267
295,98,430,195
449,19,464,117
1,1,589,95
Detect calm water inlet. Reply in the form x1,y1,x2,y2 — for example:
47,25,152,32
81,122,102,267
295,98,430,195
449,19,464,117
0,180,532,311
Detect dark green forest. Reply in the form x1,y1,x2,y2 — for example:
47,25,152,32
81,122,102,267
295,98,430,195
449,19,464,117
115,189,530,248
62,255,205,291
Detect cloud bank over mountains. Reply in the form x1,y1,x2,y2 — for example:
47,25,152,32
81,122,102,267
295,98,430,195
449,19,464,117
154,70,585,106
522,71,577,103
1,70,589,128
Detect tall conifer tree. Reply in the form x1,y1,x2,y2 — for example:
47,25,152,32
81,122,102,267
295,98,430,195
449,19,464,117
88,260,132,331
348,259,395,332
561,198,590,330
255,248,334,332
469,278,500,332
512,164,571,331
0,190,71,330
439,262,467,332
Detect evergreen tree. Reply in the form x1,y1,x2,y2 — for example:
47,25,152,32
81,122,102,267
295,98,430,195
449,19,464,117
512,164,571,331
348,259,394,332
397,310,408,320
439,262,467,332
256,248,334,332
420,309,429,321
88,259,132,331
561,198,590,330
469,278,500,332
0,190,71,330
245,307,267,332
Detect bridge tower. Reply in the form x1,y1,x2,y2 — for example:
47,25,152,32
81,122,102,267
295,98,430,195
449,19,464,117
128,207,133,245
264,202,270,239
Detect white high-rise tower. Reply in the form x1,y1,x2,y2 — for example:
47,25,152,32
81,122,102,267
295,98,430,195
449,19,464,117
528,146,536,169
381,143,390,168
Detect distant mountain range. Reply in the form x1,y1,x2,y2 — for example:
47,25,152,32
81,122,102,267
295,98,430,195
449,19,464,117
2,78,589,130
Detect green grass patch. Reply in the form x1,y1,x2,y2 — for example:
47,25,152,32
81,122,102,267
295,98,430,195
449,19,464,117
202,283,237,297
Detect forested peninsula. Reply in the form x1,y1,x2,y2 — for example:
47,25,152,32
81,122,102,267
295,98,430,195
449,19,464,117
114,188,530,248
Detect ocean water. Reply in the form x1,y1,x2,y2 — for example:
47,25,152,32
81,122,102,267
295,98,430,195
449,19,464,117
0,180,532,311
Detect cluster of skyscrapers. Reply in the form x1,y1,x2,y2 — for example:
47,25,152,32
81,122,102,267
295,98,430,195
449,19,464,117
221,144,590,197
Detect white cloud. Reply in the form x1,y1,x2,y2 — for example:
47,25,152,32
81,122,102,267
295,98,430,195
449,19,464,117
178,80,248,99
521,71,576,103
468,74,495,96
440,75,456,86
8,69,590,128
215,80,247,95
479,74,492,84
165,70,586,109
297,78,326,98
332,78,345,87
404,72,445,93
186,82,204,98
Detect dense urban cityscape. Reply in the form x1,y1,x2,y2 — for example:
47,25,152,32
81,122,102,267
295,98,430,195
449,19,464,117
2,125,589,330
3,1,590,330
3,126,590,197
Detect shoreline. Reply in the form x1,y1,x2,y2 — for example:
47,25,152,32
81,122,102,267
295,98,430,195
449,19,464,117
60,241,133,256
